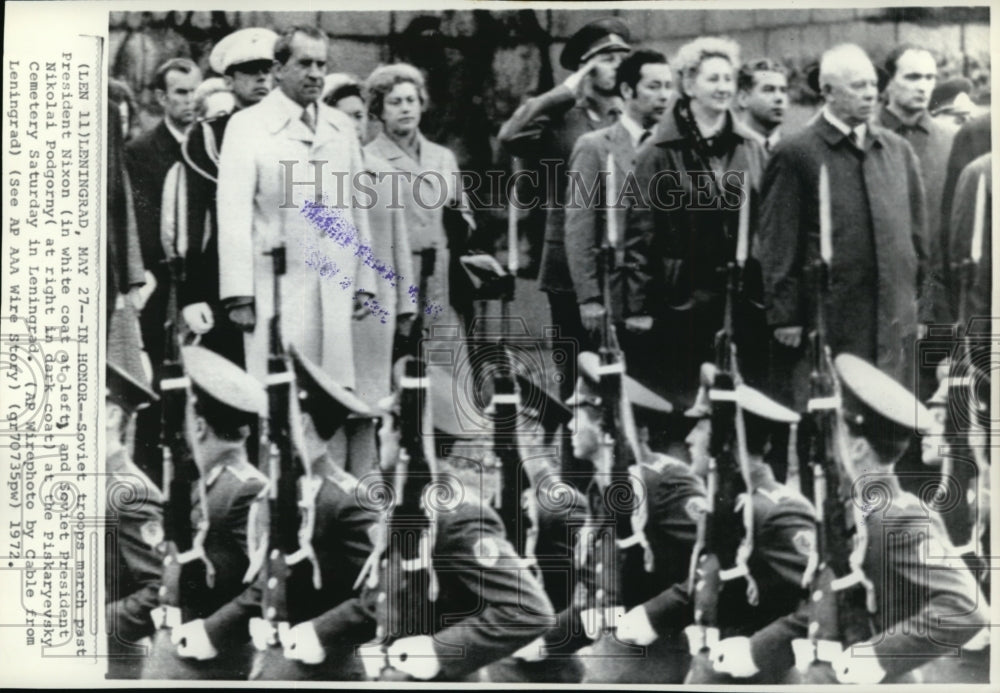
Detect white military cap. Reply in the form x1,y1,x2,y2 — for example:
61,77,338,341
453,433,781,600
209,28,278,75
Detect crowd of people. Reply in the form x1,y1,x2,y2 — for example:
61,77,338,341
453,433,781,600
104,16,991,684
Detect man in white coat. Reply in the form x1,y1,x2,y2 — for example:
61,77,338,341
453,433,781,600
217,26,377,388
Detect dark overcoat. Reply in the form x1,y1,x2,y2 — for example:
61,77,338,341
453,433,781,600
757,116,930,411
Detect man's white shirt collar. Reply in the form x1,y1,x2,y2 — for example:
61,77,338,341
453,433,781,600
618,112,647,148
274,87,317,124
823,107,866,144
164,117,187,144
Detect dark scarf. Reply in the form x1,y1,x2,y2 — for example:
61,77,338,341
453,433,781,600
674,96,736,163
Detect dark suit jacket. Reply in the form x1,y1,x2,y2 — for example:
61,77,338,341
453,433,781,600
564,120,644,319
125,121,183,363
757,115,930,410
949,153,992,322
499,83,618,295
940,114,991,318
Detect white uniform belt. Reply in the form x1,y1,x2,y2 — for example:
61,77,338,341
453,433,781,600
709,389,736,401
401,376,428,389
266,371,295,385
597,363,625,375
160,376,190,392
490,393,520,406
719,564,749,581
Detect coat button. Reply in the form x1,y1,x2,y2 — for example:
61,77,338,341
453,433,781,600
266,607,277,620
808,622,819,637
595,589,605,601
812,590,823,602
159,586,167,597
268,577,278,589
378,592,386,603
271,549,280,560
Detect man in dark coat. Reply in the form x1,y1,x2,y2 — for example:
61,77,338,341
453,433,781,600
498,18,630,398
757,43,930,413
175,28,276,366
564,49,673,389
940,113,991,319
125,57,202,485
877,45,955,330
105,362,163,680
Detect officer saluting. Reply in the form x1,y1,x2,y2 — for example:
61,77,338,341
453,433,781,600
722,354,988,684
105,362,164,679
141,347,268,680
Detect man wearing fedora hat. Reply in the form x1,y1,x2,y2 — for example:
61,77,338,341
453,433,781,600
105,361,164,679
499,18,632,398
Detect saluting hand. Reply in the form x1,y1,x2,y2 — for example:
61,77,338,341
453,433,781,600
625,315,654,334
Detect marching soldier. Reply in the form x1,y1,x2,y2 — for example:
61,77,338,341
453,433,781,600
188,346,378,680
105,362,164,679
141,347,268,680
498,17,631,396
172,28,278,366
359,361,555,682
595,363,814,684
713,354,989,684
507,352,705,684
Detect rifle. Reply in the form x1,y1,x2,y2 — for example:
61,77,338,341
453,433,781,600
684,173,756,663
358,355,438,680
153,254,215,628
394,248,437,362
252,245,323,640
941,172,987,557
578,152,649,643
792,164,876,680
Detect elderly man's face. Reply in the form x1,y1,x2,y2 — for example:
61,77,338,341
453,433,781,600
277,32,327,106
888,49,937,114
825,58,878,126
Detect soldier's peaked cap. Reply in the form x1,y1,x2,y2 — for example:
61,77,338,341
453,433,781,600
736,384,800,424
210,28,278,75
560,18,631,70
516,372,572,431
290,344,372,441
567,352,673,414
182,345,266,420
834,353,933,435
106,361,158,413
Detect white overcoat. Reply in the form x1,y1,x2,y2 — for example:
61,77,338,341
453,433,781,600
217,89,377,387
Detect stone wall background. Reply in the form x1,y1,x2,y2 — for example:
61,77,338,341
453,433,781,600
110,7,990,173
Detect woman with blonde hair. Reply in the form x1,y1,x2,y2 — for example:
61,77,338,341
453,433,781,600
625,36,768,409
363,63,475,333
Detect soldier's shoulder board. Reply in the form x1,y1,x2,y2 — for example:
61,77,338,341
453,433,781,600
226,460,268,487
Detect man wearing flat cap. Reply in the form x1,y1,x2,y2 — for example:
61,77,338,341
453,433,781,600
615,363,814,684
182,345,378,681
498,18,631,397
105,361,164,679
514,352,705,684
141,347,268,680
725,354,988,684
170,28,278,367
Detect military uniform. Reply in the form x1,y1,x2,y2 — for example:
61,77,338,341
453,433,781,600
734,355,988,684
141,347,268,680
383,494,556,681
105,363,163,679
497,18,630,396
